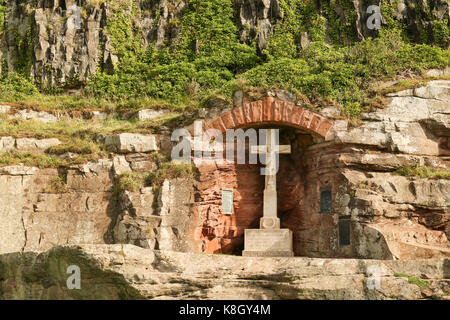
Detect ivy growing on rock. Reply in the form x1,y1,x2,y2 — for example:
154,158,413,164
0,0,449,121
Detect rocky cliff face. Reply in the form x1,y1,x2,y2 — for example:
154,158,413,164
0,145,197,255
0,244,448,300
0,79,448,261
0,0,448,301
325,80,450,259
0,0,448,87
187,79,450,259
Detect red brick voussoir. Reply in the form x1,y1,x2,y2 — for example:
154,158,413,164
208,98,333,138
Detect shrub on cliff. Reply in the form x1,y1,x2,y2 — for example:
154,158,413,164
0,73,39,100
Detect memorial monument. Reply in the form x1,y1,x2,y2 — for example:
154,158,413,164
242,129,294,257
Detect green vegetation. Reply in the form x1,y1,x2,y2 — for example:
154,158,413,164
377,79,427,95
395,166,450,180
394,273,429,288
0,0,449,122
0,73,39,101
112,161,195,200
113,172,147,197
146,162,197,187
0,116,184,168
0,151,61,168
46,174,68,193
0,1,6,33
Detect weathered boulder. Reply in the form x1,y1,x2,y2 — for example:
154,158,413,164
10,110,58,123
105,133,158,153
0,105,11,114
0,137,61,152
136,109,168,121
0,137,15,152
112,156,132,176
125,153,158,172
15,138,61,151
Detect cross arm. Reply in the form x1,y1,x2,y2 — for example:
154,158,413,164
250,145,267,155
277,145,291,154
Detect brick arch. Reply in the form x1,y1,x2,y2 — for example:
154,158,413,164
205,97,334,138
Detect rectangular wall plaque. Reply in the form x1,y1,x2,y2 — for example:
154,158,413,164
222,188,234,215
320,187,332,214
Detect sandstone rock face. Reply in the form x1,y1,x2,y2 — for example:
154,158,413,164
0,136,15,152
193,159,264,254
0,245,448,300
113,188,160,249
339,0,449,43
113,178,197,252
0,150,198,257
0,161,115,255
191,80,450,260
112,156,132,176
1,1,104,87
334,81,450,156
105,133,158,153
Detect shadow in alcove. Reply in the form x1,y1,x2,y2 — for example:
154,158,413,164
444,259,450,279
226,127,311,256
103,170,122,244
230,160,264,255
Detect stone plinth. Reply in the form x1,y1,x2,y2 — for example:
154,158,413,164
242,229,294,257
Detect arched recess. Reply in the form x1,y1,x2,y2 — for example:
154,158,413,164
191,98,335,255
203,97,334,138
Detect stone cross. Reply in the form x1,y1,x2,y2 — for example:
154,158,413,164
251,129,291,229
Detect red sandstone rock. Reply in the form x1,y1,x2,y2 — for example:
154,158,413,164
291,106,305,125
211,117,226,133
242,103,253,123
317,119,334,137
300,109,313,128
282,102,294,123
205,99,334,139
309,115,322,132
221,112,235,130
251,101,263,123
263,97,274,121
273,100,283,122
232,107,245,127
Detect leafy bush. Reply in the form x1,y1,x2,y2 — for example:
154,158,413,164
0,1,6,33
0,73,39,100
1,0,449,121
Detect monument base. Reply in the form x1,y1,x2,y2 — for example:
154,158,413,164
242,229,294,257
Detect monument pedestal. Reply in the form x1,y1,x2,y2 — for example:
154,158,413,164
242,229,294,257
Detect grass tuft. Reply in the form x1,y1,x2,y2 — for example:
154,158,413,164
395,166,450,180
394,273,429,288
